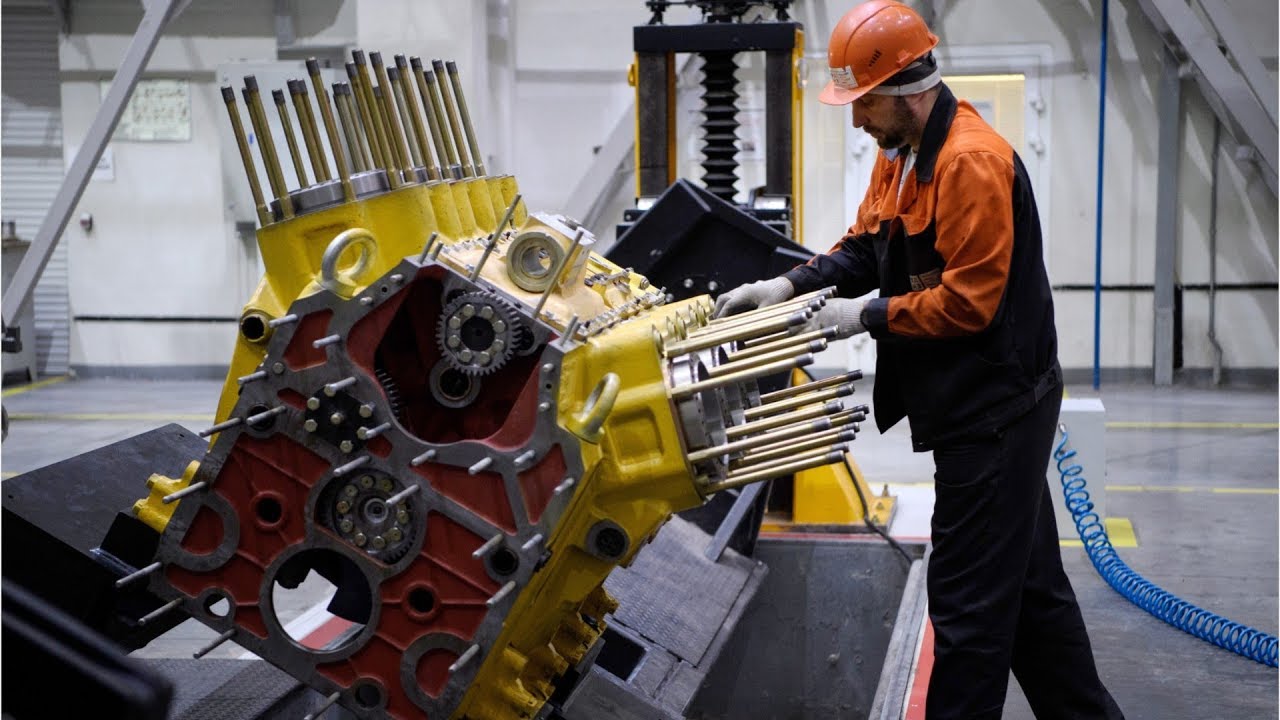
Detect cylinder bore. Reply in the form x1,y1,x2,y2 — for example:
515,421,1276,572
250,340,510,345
506,230,566,293
429,358,481,408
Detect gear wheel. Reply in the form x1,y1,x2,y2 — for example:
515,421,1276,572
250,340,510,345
437,292,531,376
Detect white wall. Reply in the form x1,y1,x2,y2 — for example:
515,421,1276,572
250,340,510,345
803,0,1277,374
45,0,1277,376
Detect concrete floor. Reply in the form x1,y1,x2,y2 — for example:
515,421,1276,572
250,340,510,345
2,376,1277,718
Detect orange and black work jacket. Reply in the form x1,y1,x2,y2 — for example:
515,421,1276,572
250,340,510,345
783,84,1061,451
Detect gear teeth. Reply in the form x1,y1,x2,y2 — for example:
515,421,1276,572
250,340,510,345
438,291,528,376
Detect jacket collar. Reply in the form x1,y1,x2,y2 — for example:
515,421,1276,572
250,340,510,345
897,83,956,183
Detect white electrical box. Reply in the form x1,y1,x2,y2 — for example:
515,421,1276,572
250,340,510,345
1047,397,1107,540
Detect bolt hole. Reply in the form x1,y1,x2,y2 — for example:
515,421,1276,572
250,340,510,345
255,495,283,525
380,285,389,294
246,404,275,431
354,682,381,709
490,547,519,577
594,526,628,559
408,587,436,614
439,368,472,401
203,593,231,618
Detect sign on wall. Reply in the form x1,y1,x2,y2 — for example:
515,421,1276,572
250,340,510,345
98,79,191,141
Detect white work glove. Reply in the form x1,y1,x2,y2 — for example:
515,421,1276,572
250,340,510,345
809,298,866,339
713,277,794,318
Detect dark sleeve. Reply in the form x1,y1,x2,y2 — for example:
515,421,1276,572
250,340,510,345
783,231,880,298
782,155,886,297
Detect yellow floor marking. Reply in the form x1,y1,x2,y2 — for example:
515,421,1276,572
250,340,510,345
1062,517,1137,548
1107,421,1279,430
1211,487,1280,495
8,412,212,422
1,375,70,397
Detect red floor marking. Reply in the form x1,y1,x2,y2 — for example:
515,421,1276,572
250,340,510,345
906,619,934,720
303,615,355,649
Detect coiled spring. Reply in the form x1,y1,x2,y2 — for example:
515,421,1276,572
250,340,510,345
1054,426,1277,667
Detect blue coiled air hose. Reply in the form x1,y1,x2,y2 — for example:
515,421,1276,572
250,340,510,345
1054,426,1279,667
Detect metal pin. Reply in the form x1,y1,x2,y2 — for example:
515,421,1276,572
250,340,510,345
162,480,209,504
220,86,269,225
469,194,522,281
307,58,354,201
686,416,834,464
271,89,309,186
332,456,370,477
288,80,329,182
744,383,854,421
743,428,857,465
357,422,391,440
486,581,516,607
353,51,398,186
418,231,440,264
446,60,486,176
411,449,437,466
759,369,863,404
421,67,462,178
302,691,342,720
324,376,358,396
115,561,162,588
515,450,536,466
333,83,368,172
268,313,298,328
449,644,481,674
432,59,473,177
237,370,268,385
706,288,833,329
313,334,342,348
388,66,424,169
347,59,388,175
726,327,838,364
671,353,815,400
384,483,420,507
192,629,237,659
521,533,543,553
468,457,494,475
704,451,846,494
138,598,182,626
371,52,412,174
246,405,287,426
708,339,828,379
554,476,576,495
473,533,504,559
542,363,555,373
538,401,552,412
731,444,848,479
664,312,808,358
429,241,445,260
395,54,438,179
534,227,586,318
560,315,581,345
413,59,456,180
726,399,845,439
242,77,293,219
198,417,243,438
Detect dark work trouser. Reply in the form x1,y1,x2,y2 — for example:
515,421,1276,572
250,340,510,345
925,386,1125,720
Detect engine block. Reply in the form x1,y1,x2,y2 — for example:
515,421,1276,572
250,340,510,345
125,51,863,720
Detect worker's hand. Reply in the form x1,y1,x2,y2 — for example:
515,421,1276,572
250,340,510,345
713,277,794,318
809,298,867,339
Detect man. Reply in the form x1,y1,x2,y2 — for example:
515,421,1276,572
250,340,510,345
714,2,1124,718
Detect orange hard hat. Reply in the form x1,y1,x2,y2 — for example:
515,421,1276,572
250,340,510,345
819,0,940,106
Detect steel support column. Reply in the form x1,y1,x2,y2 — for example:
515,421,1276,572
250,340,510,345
1153,45,1181,386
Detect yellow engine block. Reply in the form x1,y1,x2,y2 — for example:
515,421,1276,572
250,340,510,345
130,51,864,720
